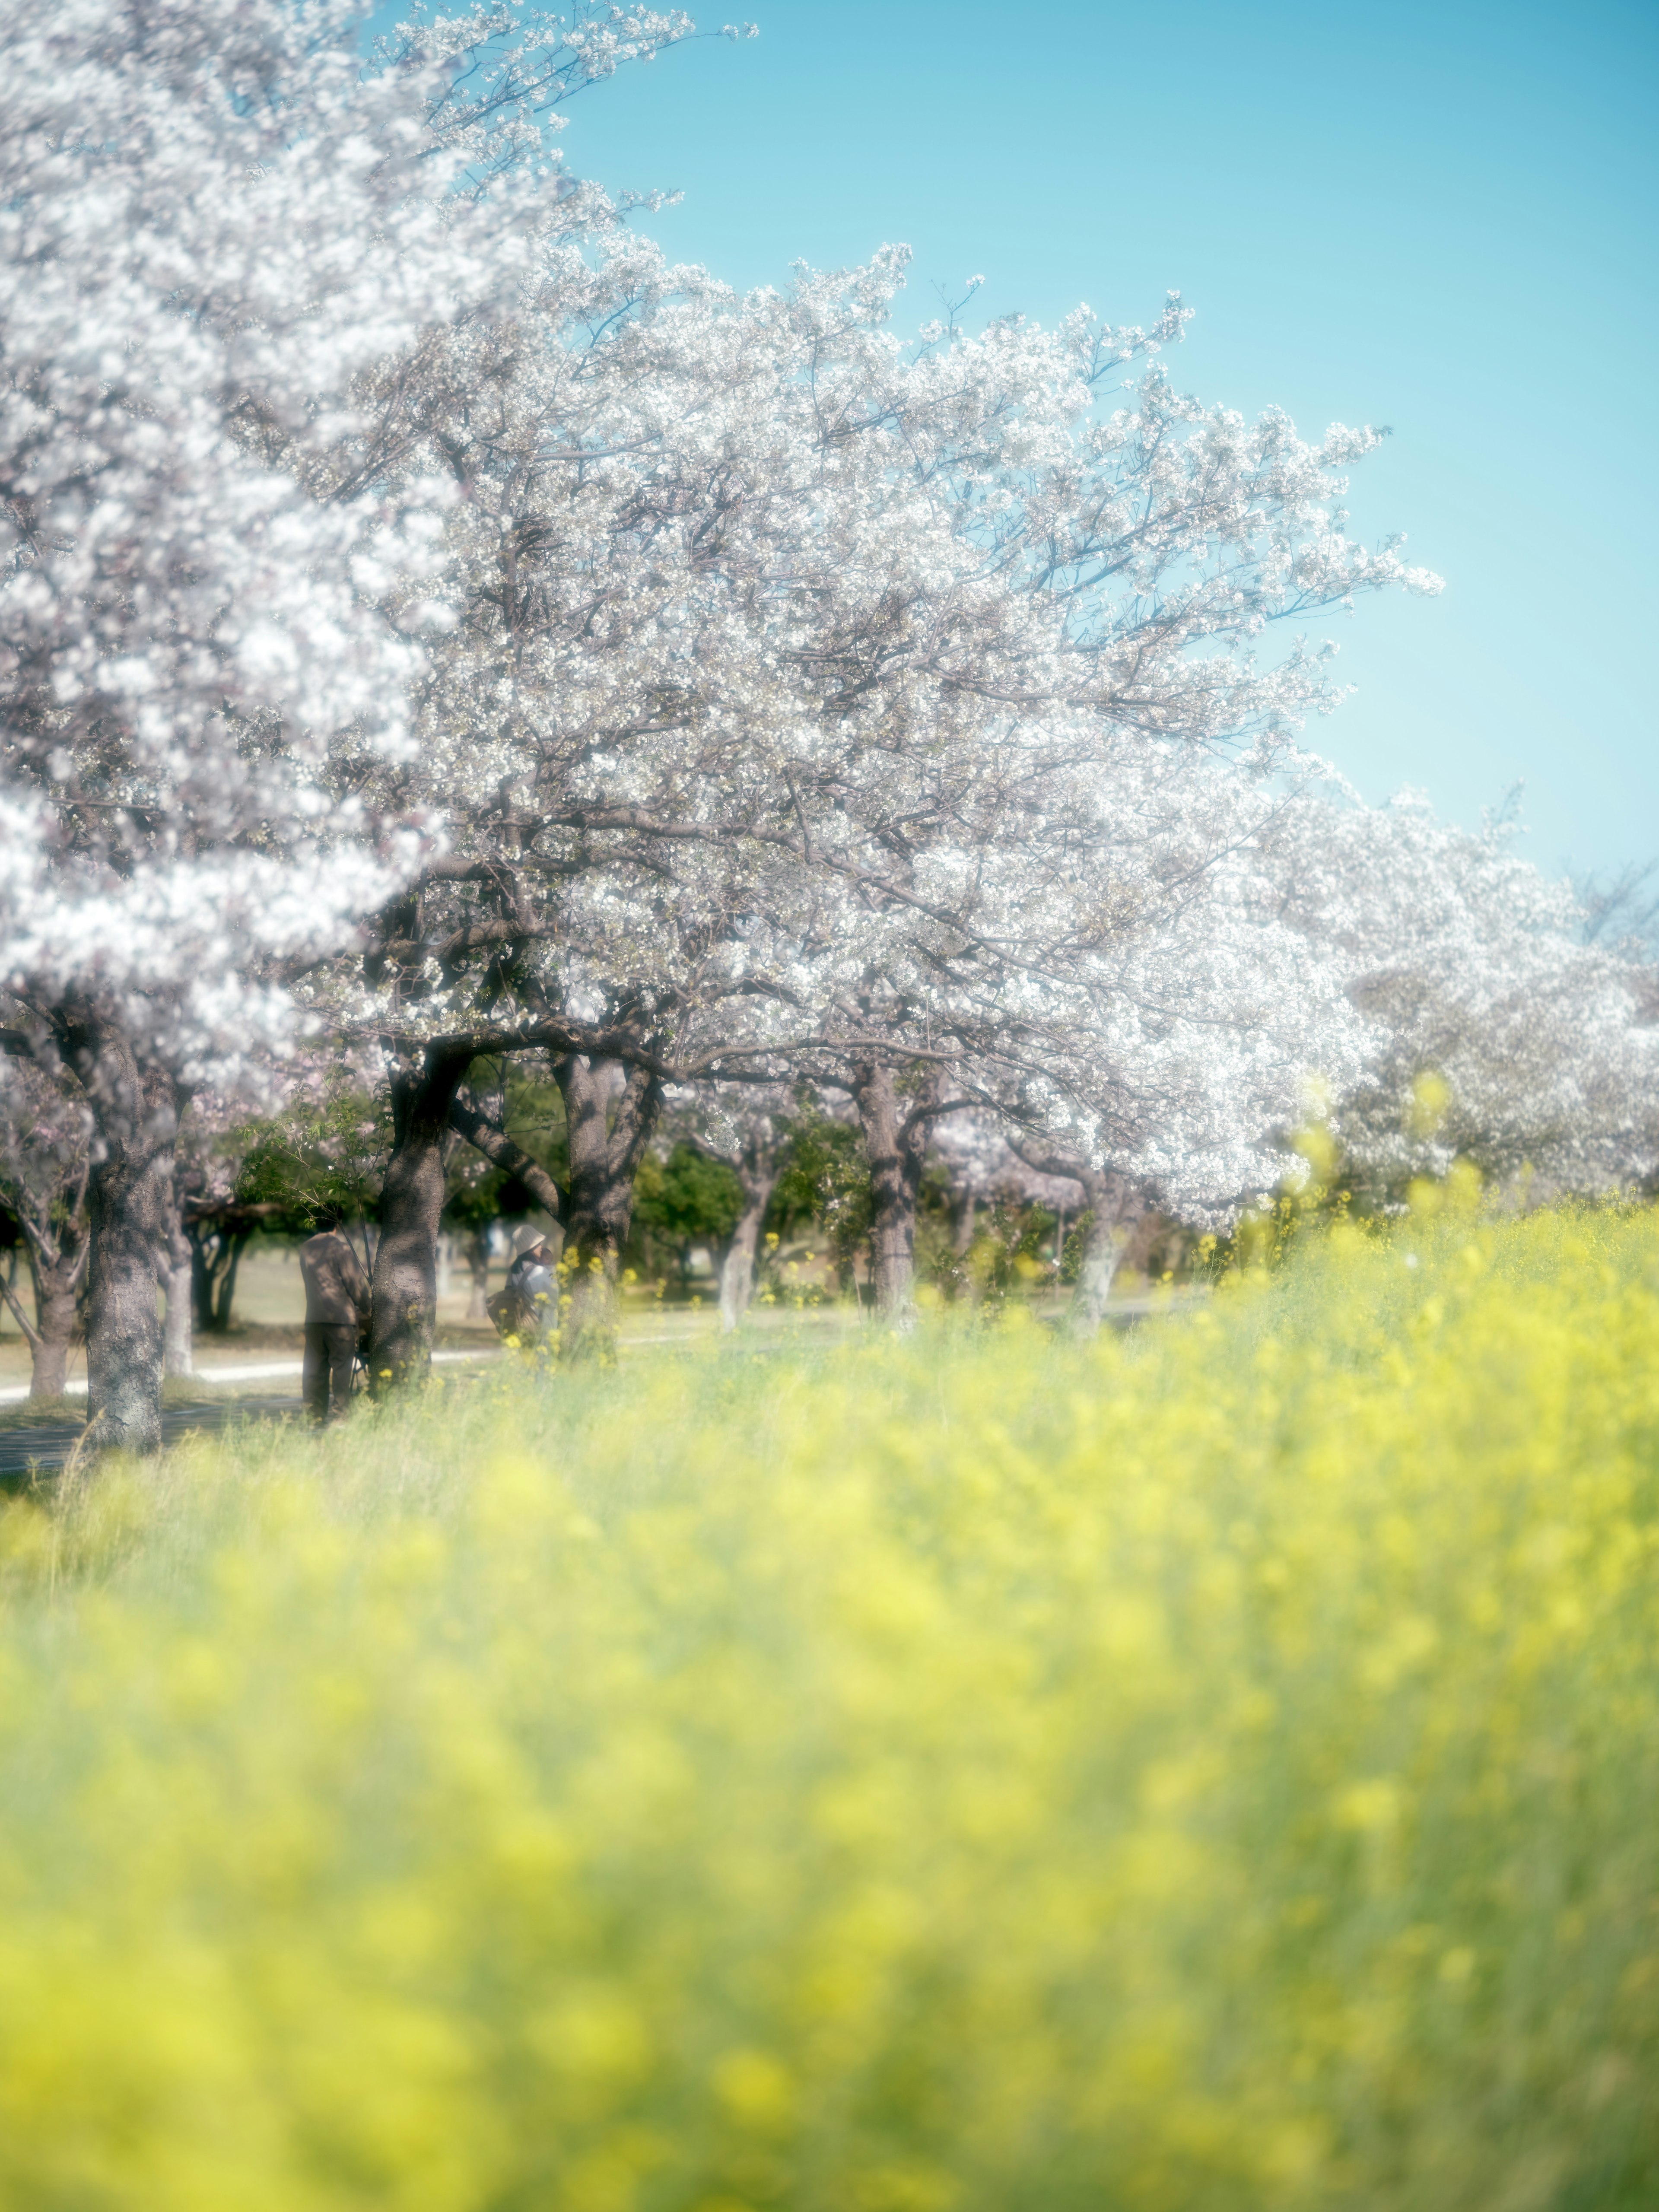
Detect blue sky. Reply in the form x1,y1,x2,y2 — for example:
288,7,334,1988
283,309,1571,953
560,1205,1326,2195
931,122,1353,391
455,0,1659,880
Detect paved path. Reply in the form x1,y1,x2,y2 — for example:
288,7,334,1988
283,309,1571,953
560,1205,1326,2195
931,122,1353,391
0,1347,501,1408
0,1352,507,1483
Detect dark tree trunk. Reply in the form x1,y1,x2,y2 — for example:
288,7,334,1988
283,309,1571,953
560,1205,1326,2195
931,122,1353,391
369,1042,478,1389
464,1226,491,1320
555,1054,662,1362
0,1154,90,1402
188,1222,218,1334
211,1230,249,1332
183,1212,264,1327
850,1061,932,1331
57,1014,178,1456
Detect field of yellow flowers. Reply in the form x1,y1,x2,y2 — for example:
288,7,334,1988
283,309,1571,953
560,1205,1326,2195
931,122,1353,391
1,1206,1657,2211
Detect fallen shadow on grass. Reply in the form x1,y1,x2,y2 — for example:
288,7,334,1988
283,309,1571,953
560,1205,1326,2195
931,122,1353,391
0,1393,307,1487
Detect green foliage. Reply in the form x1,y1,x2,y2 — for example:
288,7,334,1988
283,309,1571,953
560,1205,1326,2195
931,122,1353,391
3,1209,1659,2205
1059,1208,1093,1284
770,1106,871,1288
632,1144,745,1272
968,1196,1062,1301
444,1062,569,1232
226,1084,392,1233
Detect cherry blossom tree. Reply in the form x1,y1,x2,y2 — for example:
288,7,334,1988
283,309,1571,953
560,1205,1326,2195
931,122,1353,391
0,0,712,1446
1260,790,1659,1203
772,728,1373,1321
663,1084,794,1328
335,241,1436,1350
930,1112,1138,1324
1,0,1447,1403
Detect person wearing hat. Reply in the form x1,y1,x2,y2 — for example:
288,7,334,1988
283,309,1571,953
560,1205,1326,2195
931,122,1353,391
498,1222,557,1341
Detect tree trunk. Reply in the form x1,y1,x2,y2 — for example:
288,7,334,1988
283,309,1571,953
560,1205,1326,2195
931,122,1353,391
188,1221,219,1333
7,1263,77,1400
718,1167,778,1334
1070,1171,1138,1336
162,1219,193,1379
29,1285,75,1398
369,1043,479,1389
188,1219,241,1333
211,1230,248,1332
950,1189,977,1258
556,1055,662,1362
850,1061,931,1331
464,1227,491,1319
58,1014,178,1456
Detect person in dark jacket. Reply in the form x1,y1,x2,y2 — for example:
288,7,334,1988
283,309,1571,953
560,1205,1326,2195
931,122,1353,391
299,1210,370,1421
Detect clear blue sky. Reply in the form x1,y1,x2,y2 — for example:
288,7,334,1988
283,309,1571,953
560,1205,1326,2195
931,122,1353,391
467,0,1659,880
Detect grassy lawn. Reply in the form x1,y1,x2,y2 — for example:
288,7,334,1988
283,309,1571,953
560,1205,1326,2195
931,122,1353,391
0,1207,1656,2208
0,1247,881,1393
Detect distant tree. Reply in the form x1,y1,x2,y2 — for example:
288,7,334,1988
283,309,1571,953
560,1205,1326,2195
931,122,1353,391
769,1105,874,1303
1261,791,1659,1205
662,1088,798,1329
1574,859,1659,956
0,0,704,1446
0,1045,90,1398
633,1144,745,1290
336,228,1435,1351
172,1065,393,1338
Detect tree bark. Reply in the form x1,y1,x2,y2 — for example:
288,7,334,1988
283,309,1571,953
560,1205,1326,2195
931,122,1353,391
555,1055,662,1362
30,1280,76,1398
369,1042,478,1388
464,1226,491,1319
211,1230,248,1332
0,1168,90,1402
2,1263,77,1400
57,1013,178,1456
718,1163,778,1334
1070,1170,1139,1336
162,1215,193,1379
850,1061,932,1331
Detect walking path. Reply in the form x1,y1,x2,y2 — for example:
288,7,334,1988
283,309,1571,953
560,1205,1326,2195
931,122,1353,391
0,1347,501,1408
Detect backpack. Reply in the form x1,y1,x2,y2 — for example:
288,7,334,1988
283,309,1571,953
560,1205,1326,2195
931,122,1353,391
486,1286,532,1341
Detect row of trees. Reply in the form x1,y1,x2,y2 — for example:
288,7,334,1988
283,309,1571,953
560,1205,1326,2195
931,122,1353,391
2,1,1654,1446
0,1058,1200,1395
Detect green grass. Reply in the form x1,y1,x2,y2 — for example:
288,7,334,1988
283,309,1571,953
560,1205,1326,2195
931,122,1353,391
1,1206,1657,2209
